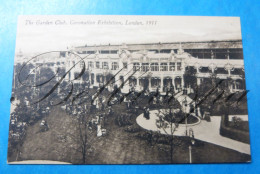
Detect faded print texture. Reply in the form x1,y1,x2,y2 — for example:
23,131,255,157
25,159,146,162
8,15,250,164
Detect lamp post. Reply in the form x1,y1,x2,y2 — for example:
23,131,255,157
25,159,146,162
188,128,195,163
182,96,188,136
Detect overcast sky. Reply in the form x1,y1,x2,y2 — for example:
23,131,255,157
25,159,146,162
16,15,242,54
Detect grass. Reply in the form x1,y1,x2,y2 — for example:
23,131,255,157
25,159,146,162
8,95,251,164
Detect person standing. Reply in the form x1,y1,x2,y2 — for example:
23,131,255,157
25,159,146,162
143,107,147,119
147,107,150,119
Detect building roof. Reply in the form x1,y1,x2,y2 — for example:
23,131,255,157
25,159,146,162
74,40,242,52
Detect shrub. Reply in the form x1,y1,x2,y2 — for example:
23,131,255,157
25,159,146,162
124,125,141,133
220,115,250,143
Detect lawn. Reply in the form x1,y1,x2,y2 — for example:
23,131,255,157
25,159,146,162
12,100,250,164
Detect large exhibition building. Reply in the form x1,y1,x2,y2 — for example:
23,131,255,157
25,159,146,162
63,40,245,94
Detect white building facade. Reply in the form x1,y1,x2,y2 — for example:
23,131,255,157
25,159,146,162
65,40,245,94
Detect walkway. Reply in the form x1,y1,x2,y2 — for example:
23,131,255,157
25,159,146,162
136,110,251,155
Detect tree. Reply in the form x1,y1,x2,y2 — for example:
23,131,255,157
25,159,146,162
65,104,96,164
194,72,221,116
155,98,182,163
184,66,197,89
75,113,90,163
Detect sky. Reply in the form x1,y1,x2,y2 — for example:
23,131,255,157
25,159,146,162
15,15,242,54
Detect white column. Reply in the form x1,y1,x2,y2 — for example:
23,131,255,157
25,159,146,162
149,78,151,90
174,77,177,91
136,78,140,91
198,107,202,117
160,77,163,92
88,73,91,83
182,61,185,72
93,73,97,86
181,77,184,89
197,78,201,86
230,82,233,92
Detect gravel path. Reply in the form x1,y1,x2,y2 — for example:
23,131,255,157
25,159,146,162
136,110,251,155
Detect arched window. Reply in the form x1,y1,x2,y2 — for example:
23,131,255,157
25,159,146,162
151,77,161,87
129,77,137,87
133,63,140,72
142,63,149,72
151,63,159,71
200,67,210,73
160,63,168,71
169,62,175,71
215,68,228,74
102,62,108,69
96,61,100,69
88,61,93,69
112,62,119,70
177,62,182,71
123,62,128,69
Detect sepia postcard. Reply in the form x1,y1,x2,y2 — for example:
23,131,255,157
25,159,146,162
8,15,251,164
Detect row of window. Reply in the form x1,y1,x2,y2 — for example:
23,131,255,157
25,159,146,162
78,50,118,54
84,61,182,71
185,49,243,59
77,48,243,55
80,61,243,75
86,61,119,70
199,67,244,75
133,62,182,72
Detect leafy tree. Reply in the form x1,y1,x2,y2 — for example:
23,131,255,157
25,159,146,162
184,66,197,89
155,98,182,163
66,105,96,164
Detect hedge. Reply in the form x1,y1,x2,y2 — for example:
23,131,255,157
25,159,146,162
219,115,250,144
